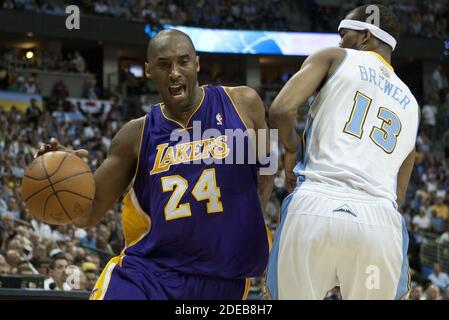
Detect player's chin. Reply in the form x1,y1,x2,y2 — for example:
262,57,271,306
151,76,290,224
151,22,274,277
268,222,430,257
165,92,190,108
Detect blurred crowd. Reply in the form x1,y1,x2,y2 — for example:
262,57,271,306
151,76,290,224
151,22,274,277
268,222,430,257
306,0,449,39
0,97,125,292
2,0,449,38
0,48,87,74
1,0,288,31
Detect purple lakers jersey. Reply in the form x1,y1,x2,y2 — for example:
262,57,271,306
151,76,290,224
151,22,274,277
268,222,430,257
121,85,269,279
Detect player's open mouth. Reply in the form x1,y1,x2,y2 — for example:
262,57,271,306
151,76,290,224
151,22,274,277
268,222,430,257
168,84,186,97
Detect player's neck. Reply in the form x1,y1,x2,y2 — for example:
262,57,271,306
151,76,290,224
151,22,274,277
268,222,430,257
369,47,392,65
163,84,203,127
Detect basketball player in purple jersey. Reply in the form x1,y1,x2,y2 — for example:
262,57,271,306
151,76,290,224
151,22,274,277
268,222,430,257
37,30,273,299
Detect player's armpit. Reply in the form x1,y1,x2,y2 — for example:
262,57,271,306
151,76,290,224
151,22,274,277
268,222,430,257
73,117,145,228
396,148,416,207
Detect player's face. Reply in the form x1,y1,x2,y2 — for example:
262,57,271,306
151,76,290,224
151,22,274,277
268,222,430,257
338,28,362,49
146,37,200,110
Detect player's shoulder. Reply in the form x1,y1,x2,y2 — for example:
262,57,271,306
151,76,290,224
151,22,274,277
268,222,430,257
222,86,265,127
222,86,262,107
114,116,146,150
126,116,146,132
309,46,348,62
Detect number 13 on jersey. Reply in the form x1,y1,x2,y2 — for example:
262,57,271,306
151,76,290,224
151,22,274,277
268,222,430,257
343,91,402,154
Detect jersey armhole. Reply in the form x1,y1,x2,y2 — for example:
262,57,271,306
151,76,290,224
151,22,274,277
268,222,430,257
129,114,148,189
221,86,250,131
320,49,349,89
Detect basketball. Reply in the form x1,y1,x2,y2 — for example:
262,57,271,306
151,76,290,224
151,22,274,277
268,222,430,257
21,151,95,225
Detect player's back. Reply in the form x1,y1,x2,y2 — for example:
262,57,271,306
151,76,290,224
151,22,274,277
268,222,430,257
295,48,419,204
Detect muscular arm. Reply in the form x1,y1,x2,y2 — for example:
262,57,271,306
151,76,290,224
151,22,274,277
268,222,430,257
73,117,144,228
268,47,346,191
396,148,415,207
397,106,420,208
269,47,346,152
225,86,275,215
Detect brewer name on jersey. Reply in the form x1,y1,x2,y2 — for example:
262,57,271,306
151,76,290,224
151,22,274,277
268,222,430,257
358,65,411,110
150,135,229,175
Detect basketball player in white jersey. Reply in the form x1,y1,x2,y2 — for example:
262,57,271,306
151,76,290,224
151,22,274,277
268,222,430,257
266,5,419,299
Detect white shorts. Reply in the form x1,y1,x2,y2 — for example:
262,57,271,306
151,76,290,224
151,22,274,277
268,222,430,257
266,182,410,300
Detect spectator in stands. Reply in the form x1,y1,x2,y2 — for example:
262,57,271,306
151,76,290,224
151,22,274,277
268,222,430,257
422,97,439,141
4,196,20,220
72,51,86,73
412,206,432,232
432,64,448,102
51,79,69,100
82,262,98,291
44,253,71,291
0,262,11,275
444,286,449,300
437,223,449,244
83,77,99,100
2,0,13,10
25,98,41,127
410,285,424,300
80,227,97,250
65,103,84,124
428,262,449,292
24,75,40,94
425,284,441,300
5,249,21,274
0,65,9,89
430,209,446,234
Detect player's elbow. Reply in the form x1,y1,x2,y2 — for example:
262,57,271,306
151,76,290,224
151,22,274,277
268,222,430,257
269,104,289,127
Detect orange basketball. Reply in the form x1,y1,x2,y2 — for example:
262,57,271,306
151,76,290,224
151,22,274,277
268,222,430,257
21,151,95,225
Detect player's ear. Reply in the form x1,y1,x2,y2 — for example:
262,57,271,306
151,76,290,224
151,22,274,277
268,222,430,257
195,56,200,73
361,30,372,49
145,62,151,79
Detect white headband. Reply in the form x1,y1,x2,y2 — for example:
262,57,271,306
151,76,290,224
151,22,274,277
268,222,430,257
338,19,397,51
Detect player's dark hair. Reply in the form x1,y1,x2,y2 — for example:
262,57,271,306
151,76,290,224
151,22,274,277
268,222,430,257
348,4,400,42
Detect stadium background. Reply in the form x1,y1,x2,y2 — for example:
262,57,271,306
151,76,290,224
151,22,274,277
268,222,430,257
0,0,448,300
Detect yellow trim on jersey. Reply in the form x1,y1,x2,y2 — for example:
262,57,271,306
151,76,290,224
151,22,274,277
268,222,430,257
222,86,250,131
132,115,147,182
242,278,251,300
265,225,273,251
367,51,394,71
121,189,152,249
89,256,121,300
160,86,206,129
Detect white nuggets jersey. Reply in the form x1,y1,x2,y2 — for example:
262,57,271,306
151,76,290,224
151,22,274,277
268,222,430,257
294,49,419,204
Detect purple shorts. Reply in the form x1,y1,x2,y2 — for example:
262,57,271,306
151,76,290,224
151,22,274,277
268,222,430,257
90,255,250,300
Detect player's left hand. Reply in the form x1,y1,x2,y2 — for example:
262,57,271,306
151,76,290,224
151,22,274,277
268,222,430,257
284,150,297,193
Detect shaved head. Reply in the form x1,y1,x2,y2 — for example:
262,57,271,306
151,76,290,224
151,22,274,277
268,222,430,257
144,28,201,112
147,29,196,61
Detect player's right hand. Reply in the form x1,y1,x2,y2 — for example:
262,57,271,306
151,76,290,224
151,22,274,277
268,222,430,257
35,137,89,159
284,150,297,193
